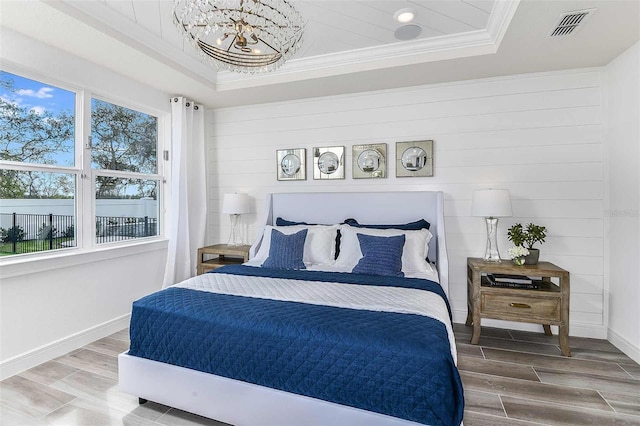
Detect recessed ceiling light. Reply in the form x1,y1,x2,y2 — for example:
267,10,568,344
394,8,416,24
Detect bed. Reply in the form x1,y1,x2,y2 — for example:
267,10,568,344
118,191,463,426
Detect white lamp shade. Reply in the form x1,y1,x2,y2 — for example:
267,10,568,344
222,193,250,215
471,189,512,217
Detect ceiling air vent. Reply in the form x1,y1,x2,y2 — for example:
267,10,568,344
549,9,596,37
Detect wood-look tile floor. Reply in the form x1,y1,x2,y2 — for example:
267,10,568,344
1,324,639,425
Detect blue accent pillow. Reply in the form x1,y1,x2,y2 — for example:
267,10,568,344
344,218,430,230
262,229,308,270
352,233,405,277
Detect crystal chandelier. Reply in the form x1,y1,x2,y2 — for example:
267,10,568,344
173,0,304,73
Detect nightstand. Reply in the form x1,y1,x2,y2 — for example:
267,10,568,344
466,257,571,356
197,244,251,275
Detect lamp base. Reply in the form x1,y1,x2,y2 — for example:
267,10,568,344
227,214,243,246
483,217,502,262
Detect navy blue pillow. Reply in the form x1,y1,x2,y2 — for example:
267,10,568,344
262,229,308,270
344,218,430,230
352,233,405,277
276,217,312,226
275,217,342,260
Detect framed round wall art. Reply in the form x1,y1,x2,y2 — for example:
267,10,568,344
313,146,345,180
396,140,433,177
352,143,387,179
277,148,306,181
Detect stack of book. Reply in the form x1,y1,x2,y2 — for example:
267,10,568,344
486,274,541,289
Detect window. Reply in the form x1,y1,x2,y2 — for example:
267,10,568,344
0,70,164,258
91,99,160,244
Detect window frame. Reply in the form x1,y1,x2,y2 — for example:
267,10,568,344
0,67,168,265
88,94,165,248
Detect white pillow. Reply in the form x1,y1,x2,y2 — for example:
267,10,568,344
254,225,339,266
335,224,433,274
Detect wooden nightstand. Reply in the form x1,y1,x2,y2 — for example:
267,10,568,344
197,244,251,275
466,257,571,356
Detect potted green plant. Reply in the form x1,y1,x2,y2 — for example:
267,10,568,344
507,223,547,265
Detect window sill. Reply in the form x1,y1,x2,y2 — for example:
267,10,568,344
0,239,169,280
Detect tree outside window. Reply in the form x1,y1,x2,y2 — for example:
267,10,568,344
0,71,163,257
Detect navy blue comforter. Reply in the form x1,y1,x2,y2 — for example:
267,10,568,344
129,266,464,425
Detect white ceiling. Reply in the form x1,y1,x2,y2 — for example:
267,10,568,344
84,1,495,59
1,0,638,108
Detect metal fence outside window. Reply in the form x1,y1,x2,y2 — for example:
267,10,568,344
95,215,157,243
0,213,157,255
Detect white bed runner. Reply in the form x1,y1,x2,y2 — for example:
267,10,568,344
174,272,457,363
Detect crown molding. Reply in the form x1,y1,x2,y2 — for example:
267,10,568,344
487,0,521,46
44,0,520,92
46,0,216,87
215,29,495,90
215,0,521,90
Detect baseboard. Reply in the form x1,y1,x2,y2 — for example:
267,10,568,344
607,328,640,364
569,323,608,339
0,314,130,380
452,309,608,339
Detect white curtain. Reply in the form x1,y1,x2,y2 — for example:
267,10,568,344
163,97,206,287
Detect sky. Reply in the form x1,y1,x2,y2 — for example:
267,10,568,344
1,71,158,198
0,71,75,118
0,70,76,167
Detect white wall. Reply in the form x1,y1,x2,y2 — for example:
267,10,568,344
0,199,159,218
0,30,170,378
0,243,167,378
207,69,606,339
604,41,640,363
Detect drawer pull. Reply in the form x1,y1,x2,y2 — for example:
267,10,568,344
509,302,531,309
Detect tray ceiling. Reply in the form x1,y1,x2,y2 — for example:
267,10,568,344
1,0,638,107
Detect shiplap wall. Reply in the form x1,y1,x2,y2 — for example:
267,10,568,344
206,69,605,338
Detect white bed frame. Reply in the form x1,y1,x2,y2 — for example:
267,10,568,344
119,191,449,426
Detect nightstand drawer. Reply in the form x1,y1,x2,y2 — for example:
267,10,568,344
481,293,561,322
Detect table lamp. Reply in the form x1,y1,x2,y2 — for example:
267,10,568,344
222,193,250,246
471,189,512,262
